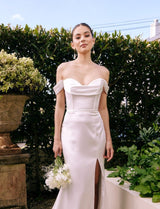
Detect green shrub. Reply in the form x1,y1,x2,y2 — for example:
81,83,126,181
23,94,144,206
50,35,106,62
0,49,46,95
108,118,160,202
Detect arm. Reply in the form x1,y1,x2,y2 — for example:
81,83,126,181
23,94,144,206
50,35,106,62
98,93,114,161
98,68,114,162
53,64,65,157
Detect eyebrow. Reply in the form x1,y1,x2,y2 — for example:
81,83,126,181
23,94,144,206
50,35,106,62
74,31,90,36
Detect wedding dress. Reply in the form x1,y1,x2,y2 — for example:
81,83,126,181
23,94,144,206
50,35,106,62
53,78,109,209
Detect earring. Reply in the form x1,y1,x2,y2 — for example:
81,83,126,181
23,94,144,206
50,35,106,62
92,47,95,55
73,49,77,59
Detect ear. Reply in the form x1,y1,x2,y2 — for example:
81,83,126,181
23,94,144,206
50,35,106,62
92,37,95,45
71,42,75,50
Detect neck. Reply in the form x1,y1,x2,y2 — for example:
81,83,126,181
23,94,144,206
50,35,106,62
75,51,93,65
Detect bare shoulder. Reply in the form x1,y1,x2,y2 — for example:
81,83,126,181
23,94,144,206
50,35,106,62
56,61,72,81
56,62,67,72
97,65,110,83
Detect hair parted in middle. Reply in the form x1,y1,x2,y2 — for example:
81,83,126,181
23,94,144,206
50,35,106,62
71,23,94,41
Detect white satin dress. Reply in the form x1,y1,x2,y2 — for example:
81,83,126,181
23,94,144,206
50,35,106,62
53,78,109,209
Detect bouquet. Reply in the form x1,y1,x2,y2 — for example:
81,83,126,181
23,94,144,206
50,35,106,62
44,156,72,190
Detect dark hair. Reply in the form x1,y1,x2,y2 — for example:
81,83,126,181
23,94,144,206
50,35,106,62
71,23,93,41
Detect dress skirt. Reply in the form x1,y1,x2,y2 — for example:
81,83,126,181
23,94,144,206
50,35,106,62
53,110,107,209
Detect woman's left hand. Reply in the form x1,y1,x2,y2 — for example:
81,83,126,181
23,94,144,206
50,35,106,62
104,140,114,162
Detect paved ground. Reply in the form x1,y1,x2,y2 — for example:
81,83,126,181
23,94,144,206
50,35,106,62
28,192,57,209
29,198,55,209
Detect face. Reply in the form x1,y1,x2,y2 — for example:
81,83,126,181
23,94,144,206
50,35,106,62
71,25,95,55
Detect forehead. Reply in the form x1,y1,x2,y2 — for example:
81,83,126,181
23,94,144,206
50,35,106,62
73,25,91,36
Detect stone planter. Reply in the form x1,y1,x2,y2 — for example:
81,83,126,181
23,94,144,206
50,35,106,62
0,95,29,155
0,153,30,209
105,170,160,209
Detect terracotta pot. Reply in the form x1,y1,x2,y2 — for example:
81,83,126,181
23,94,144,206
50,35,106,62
0,95,29,155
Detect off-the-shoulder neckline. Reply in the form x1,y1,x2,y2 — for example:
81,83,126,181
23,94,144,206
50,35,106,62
57,78,109,86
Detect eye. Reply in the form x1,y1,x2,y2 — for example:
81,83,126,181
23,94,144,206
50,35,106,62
85,34,90,37
76,36,80,39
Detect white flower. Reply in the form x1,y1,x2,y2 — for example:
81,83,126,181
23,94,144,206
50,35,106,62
43,156,72,190
63,163,69,170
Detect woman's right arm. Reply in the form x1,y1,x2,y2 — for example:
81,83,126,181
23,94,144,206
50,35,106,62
53,64,65,157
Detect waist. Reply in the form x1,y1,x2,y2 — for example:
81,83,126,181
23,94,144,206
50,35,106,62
66,109,99,113
64,109,101,123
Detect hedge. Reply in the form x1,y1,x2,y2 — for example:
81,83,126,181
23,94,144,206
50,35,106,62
0,24,159,193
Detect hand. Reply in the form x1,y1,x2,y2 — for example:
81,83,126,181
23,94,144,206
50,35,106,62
53,140,62,158
104,140,114,162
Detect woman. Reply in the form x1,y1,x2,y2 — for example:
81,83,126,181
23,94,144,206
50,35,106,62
53,23,114,209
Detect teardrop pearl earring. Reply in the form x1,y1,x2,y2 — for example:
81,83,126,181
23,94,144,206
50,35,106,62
92,47,95,54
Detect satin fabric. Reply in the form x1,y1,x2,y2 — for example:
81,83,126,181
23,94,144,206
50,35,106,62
53,78,109,209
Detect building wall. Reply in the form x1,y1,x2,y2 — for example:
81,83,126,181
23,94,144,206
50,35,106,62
147,19,160,42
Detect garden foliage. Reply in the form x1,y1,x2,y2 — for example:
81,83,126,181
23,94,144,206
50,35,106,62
108,119,160,202
0,24,159,193
0,49,46,94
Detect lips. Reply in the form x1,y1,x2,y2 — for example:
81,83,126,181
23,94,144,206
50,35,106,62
80,44,87,48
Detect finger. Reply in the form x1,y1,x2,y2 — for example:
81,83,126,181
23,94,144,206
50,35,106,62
104,149,109,159
111,149,114,158
57,147,62,157
107,154,111,161
60,147,63,156
103,152,108,159
103,148,108,158
107,149,114,162
107,155,112,162
54,150,58,158
107,150,110,159
52,146,55,153
57,151,61,157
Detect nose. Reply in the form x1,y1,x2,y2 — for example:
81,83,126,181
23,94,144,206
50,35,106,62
80,35,85,42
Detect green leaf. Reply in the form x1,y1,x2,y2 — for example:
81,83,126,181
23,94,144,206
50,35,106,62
157,182,160,189
107,167,117,171
119,180,124,185
140,175,153,184
152,193,160,203
134,185,152,195
150,182,159,192
107,171,120,178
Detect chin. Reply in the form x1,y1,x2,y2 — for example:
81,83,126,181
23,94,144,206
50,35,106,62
79,49,91,54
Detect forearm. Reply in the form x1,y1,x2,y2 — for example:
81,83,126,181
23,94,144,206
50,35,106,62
54,105,65,141
99,108,112,142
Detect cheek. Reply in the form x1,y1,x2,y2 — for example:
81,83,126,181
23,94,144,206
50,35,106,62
73,40,80,47
88,38,94,45
88,41,94,48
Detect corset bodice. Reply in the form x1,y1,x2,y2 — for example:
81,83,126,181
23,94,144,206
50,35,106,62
53,78,109,111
